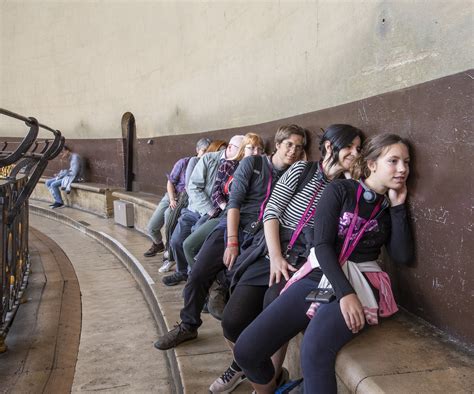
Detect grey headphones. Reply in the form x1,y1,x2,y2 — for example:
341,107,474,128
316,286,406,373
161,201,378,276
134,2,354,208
359,179,390,210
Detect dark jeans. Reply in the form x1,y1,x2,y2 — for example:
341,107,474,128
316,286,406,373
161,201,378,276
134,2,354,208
169,208,201,274
180,226,226,328
234,277,358,394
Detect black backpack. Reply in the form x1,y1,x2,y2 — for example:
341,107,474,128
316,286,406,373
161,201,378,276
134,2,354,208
252,156,319,193
295,161,320,193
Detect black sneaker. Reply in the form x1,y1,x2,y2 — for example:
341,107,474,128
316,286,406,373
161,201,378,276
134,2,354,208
162,271,188,286
51,202,64,209
144,242,165,257
154,322,198,350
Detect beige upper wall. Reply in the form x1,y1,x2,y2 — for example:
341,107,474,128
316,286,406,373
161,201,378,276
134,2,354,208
1,0,472,139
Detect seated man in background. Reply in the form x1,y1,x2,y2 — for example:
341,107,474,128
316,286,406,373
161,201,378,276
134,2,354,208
143,137,211,264
46,145,84,209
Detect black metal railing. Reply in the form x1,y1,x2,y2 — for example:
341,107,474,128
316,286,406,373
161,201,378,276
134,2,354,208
0,108,63,352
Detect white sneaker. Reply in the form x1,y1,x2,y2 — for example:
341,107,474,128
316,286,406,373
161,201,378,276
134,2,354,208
209,366,246,393
159,259,176,273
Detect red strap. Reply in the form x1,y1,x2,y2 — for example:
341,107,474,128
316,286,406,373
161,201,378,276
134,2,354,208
223,175,234,195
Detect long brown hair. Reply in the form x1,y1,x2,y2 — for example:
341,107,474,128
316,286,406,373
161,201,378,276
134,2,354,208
206,140,227,153
351,133,410,180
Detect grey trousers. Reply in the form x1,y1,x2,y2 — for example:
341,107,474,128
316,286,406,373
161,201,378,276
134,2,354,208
183,217,220,269
146,193,171,244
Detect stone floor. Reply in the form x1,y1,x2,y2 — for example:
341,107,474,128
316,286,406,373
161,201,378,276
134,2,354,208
28,200,253,393
32,215,171,393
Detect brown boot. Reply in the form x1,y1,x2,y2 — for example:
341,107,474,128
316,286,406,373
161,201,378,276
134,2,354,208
144,242,164,257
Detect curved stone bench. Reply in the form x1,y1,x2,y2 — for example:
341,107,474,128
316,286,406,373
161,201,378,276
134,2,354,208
284,310,474,393
31,177,120,218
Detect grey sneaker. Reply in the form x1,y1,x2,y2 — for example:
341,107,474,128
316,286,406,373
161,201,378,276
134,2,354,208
159,259,176,273
162,271,188,286
154,322,198,350
209,366,246,393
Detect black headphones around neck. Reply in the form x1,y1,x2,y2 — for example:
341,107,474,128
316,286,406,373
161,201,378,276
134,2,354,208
359,179,390,210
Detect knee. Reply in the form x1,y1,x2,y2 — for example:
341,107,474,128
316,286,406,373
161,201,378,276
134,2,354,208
301,333,329,368
221,311,242,343
186,262,207,284
233,337,254,371
169,230,181,250
182,237,191,253
263,283,283,309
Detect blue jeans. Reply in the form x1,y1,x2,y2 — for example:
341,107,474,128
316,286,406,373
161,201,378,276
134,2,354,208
234,277,358,393
45,178,63,204
169,208,201,274
146,193,171,244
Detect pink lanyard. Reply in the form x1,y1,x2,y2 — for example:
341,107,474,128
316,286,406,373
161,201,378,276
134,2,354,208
338,184,383,265
257,159,273,221
287,181,325,251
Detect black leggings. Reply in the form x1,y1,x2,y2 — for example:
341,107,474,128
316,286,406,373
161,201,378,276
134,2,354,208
233,277,359,393
221,281,287,343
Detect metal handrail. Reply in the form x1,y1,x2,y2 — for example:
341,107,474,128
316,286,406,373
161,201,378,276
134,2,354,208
0,108,60,136
0,109,64,352
0,108,61,167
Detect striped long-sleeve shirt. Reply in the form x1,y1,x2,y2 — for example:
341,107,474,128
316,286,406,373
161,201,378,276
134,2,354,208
263,161,330,231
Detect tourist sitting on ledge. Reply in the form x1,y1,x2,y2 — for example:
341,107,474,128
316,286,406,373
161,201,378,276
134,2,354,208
46,145,84,209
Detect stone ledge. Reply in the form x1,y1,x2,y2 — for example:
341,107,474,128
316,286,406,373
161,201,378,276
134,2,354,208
111,190,161,210
37,177,109,193
284,311,474,393
32,178,121,218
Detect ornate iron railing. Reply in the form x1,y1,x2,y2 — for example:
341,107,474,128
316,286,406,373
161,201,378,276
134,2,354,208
0,108,63,352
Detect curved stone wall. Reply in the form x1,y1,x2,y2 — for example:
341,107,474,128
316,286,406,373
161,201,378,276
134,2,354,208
1,0,472,347
1,1,471,138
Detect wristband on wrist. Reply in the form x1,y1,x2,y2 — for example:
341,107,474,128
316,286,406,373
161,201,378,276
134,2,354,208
227,242,239,247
